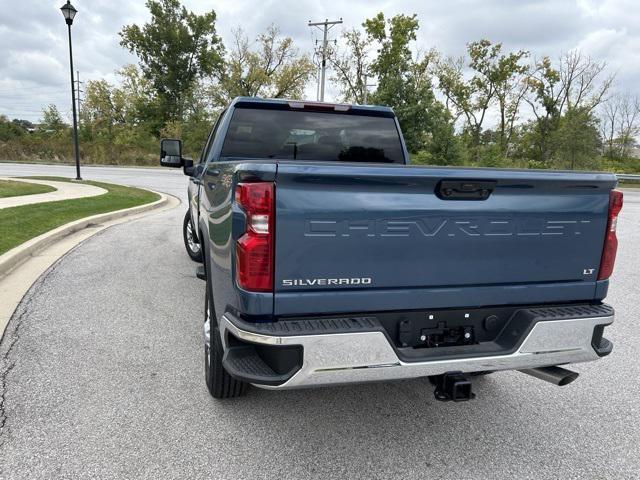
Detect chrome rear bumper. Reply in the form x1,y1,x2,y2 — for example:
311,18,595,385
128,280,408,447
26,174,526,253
219,312,613,390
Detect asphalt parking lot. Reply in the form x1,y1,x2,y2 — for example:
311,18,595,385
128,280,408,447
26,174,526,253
1,163,639,479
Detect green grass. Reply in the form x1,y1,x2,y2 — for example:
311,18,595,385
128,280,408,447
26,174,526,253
0,179,55,198
618,180,640,189
0,176,159,255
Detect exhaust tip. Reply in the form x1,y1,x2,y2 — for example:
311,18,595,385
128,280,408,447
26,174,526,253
556,371,579,386
519,366,579,386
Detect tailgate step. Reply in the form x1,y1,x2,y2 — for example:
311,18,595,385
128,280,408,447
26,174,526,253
223,345,296,386
526,304,614,321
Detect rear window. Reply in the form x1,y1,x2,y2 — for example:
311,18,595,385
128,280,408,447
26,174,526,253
220,107,404,164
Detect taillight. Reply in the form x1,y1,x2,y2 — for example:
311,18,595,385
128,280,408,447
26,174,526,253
597,190,623,280
235,182,274,292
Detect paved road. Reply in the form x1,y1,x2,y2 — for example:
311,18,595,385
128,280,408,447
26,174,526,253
0,162,188,201
1,163,639,479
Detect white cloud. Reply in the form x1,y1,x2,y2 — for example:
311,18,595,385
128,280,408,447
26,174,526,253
1,0,638,121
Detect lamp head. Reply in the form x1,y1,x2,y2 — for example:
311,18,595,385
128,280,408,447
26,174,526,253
60,1,77,25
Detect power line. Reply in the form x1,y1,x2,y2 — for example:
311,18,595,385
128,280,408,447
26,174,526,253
0,83,68,94
0,100,65,105
308,18,343,102
0,109,50,114
0,91,67,98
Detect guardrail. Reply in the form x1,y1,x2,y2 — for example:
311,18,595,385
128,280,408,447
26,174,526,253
617,174,640,182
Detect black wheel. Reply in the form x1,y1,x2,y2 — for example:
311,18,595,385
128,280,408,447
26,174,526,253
204,259,248,399
183,211,203,262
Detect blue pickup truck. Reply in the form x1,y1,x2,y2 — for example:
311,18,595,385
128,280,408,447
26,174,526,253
160,97,622,401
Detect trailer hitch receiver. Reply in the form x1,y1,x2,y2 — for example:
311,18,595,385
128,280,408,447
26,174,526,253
431,371,475,402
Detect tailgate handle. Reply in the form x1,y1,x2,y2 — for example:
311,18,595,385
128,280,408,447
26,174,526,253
437,180,496,200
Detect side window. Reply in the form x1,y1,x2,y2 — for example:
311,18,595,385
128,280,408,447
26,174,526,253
200,109,226,164
199,131,214,164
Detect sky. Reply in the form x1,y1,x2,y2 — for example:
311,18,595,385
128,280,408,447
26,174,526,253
0,0,638,123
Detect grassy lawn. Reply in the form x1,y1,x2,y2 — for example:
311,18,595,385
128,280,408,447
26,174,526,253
0,179,56,198
0,176,159,255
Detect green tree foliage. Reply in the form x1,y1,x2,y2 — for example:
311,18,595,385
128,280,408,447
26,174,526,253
12,119,33,131
211,25,315,107
522,56,561,166
116,64,161,133
329,28,372,104
362,13,460,163
82,80,124,137
552,107,601,170
523,52,613,166
80,79,128,162
436,40,529,162
120,0,223,124
78,66,211,162
41,105,67,133
0,115,25,141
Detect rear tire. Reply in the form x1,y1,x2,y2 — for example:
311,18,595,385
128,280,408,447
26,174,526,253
204,254,248,399
183,211,203,263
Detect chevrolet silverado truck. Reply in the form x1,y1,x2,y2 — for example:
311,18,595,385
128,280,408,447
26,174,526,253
160,97,622,401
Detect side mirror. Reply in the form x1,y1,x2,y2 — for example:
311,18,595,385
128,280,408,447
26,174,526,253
183,158,195,176
160,138,183,168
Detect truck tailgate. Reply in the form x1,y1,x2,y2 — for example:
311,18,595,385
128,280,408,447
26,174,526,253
273,163,616,315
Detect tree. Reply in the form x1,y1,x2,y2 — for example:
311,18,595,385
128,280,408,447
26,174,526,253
0,115,25,141
491,49,530,154
41,105,66,133
552,107,601,170
117,65,156,123
399,55,461,163
364,13,420,112
329,28,372,104
558,51,613,114
11,119,34,132
524,52,613,165
600,92,640,160
211,25,315,107
120,0,223,124
436,40,529,160
522,56,561,165
81,80,125,152
361,13,458,162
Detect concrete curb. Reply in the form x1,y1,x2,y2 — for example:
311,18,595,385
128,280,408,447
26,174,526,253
0,189,167,278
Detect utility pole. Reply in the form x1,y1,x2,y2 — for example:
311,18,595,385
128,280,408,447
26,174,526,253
74,71,83,120
316,62,321,101
362,74,376,105
308,18,342,101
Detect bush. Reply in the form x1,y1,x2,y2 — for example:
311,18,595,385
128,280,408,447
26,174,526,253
0,131,159,167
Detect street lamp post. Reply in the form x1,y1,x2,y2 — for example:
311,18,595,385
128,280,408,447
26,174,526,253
60,1,81,180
